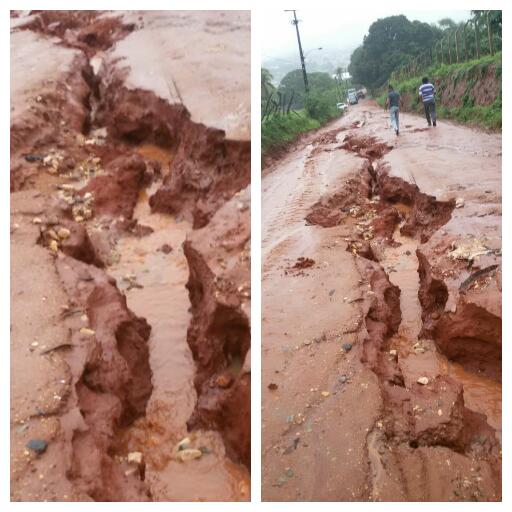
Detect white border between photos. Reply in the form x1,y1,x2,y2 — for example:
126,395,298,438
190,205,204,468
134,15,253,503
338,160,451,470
1,0,510,510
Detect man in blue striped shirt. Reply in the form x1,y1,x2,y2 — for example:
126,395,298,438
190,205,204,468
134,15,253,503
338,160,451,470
419,77,437,127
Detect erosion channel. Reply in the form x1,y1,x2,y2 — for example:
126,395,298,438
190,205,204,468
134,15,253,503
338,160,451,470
10,10,250,502
261,102,501,501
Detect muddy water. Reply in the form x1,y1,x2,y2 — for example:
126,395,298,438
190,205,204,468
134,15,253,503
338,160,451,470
437,355,501,434
109,172,249,500
111,185,196,430
136,143,175,175
384,216,501,436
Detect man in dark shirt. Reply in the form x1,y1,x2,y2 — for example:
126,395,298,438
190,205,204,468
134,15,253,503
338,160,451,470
385,84,400,135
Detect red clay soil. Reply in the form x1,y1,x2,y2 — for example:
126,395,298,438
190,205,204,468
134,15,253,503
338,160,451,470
305,164,372,227
433,301,501,380
356,258,499,453
184,186,251,466
312,127,347,146
306,158,455,246
417,229,502,382
10,53,92,191
11,10,250,502
80,154,148,220
292,257,315,269
55,254,153,501
338,133,393,160
39,218,105,267
20,10,136,56
150,124,250,228
94,63,250,229
377,165,455,243
297,127,501,500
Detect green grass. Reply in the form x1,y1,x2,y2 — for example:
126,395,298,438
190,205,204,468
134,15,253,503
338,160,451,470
378,52,502,130
261,110,321,155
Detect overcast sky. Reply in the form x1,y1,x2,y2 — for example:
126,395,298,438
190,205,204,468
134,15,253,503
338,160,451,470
262,10,471,59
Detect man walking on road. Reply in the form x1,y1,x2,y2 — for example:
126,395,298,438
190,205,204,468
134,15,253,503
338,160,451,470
419,77,437,127
386,84,400,136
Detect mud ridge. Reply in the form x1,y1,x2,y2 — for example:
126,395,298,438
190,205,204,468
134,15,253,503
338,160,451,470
55,254,152,501
184,186,251,467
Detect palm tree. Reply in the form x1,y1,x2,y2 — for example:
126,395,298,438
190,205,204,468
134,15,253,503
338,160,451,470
261,68,275,101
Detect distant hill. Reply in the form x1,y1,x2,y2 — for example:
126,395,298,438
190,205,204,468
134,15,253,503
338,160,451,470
263,46,354,84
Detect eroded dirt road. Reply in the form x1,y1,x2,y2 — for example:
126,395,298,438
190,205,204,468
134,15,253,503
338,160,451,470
262,100,501,501
10,10,250,501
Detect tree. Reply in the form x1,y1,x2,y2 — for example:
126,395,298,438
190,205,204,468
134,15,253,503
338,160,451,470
471,10,502,53
304,89,339,123
437,17,457,30
472,10,502,31
261,68,276,102
278,69,337,109
348,15,440,91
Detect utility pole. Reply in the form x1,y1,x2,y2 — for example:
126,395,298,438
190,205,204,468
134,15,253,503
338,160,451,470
286,10,309,93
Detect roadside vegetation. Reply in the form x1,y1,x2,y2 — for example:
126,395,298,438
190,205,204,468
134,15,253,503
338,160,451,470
261,68,349,157
376,52,502,130
261,109,320,155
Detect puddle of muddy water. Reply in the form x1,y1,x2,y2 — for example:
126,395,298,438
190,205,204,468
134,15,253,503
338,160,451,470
109,182,249,501
384,213,501,438
136,143,175,175
437,354,501,434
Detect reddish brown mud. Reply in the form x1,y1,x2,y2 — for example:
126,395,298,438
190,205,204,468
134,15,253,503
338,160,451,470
184,186,251,467
262,100,501,501
11,10,250,502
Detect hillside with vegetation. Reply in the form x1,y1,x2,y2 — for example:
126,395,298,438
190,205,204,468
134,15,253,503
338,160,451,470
378,52,501,130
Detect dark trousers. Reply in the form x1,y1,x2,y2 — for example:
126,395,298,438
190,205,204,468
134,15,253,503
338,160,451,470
423,100,436,125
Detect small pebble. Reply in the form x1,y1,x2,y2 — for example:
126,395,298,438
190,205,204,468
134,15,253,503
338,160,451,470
26,439,48,454
177,449,202,462
127,451,143,464
57,227,71,240
176,437,191,451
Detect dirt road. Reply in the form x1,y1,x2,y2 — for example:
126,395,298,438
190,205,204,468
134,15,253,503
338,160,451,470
261,100,501,501
10,10,250,501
